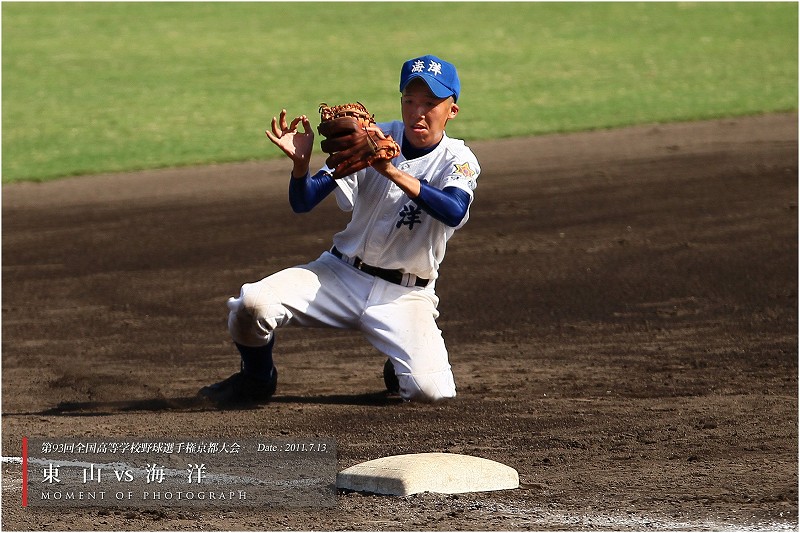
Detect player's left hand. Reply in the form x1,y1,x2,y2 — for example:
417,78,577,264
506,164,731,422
317,102,400,179
370,158,393,175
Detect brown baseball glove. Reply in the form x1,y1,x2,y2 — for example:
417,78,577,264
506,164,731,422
317,102,400,179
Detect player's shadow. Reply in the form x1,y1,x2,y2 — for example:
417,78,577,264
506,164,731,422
271,392,403,406
9,391,402,417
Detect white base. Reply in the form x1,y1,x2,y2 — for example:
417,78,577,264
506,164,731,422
336,452,519,496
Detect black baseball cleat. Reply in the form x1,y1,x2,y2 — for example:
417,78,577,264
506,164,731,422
198,367,278,406
383,358,400,394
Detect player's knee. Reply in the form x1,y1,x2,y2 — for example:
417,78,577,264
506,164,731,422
227,283,282,346
237,282,267,315
227,301,261,347
398,372,456,403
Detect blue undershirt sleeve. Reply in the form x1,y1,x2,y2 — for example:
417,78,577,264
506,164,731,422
413,182,471,227
288,170,338,213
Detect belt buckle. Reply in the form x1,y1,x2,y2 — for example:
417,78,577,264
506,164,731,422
352,257,364,270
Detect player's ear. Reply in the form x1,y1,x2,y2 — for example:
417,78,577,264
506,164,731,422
448,101,459,119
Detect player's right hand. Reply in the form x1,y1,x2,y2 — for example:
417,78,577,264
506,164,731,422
266,109,314,176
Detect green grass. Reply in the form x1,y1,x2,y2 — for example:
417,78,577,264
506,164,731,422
3,2,797,182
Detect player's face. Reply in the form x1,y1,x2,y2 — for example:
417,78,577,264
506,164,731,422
401,81,459,149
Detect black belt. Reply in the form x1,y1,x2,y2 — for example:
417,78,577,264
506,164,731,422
331,247,429,287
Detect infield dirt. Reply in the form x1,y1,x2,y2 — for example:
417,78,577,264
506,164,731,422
2,113,797,530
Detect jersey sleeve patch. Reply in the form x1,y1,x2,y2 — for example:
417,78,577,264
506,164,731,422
443,161,478,191
454,162,476,178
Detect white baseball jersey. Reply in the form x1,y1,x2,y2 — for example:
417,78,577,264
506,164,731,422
330,120,480,281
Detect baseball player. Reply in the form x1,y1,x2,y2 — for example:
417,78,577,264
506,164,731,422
199,54,480,404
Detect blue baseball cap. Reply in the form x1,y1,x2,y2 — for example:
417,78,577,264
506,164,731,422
399,55,460,102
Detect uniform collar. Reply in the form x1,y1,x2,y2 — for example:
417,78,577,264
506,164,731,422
401,133,443,160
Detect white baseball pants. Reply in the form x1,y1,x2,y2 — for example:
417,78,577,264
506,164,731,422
226,251,456,402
